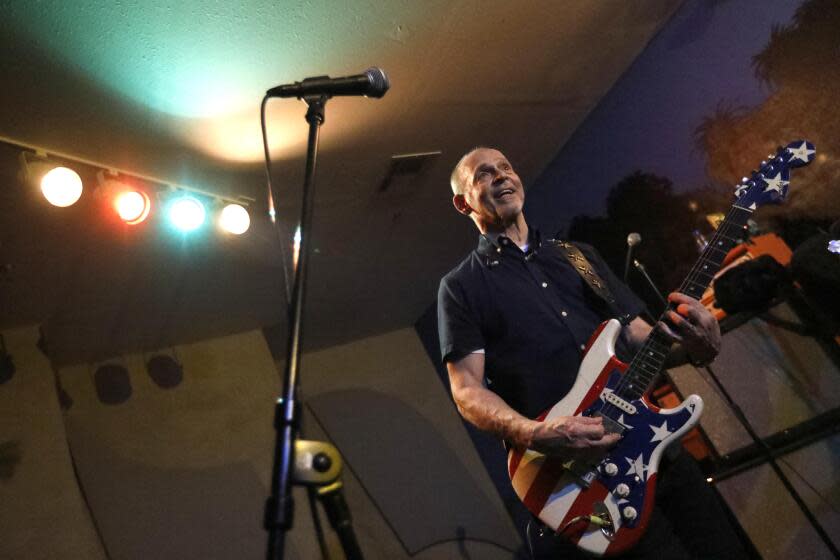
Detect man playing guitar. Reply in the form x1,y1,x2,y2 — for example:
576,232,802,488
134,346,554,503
438,147,748,558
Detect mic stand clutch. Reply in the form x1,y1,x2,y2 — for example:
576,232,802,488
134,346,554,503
264,95,364,560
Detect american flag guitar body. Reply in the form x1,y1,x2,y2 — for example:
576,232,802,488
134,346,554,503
507,141,816,556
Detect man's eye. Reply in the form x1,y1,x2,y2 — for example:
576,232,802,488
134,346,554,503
476,172,491,182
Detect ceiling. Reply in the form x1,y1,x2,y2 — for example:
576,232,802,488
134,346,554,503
0,1,682,365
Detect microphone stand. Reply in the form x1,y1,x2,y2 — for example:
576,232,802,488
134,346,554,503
623,250,633,283
630,258,839,558
632,259,667,311
264,95,364,560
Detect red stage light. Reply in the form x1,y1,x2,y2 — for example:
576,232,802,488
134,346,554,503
114,190,151,224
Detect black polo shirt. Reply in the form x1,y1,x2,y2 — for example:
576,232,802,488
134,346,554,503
437,229,646,418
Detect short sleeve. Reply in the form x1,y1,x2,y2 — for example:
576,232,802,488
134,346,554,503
575,242,647,320
437,275,485,364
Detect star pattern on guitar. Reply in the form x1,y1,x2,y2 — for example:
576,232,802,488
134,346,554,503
762,172,788,194
788,141,815,163
618,414,634,430
625,453,648,480
649,420,671,443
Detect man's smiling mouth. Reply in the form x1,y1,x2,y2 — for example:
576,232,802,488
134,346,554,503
495,188,515,199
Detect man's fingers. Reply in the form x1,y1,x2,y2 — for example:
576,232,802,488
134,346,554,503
657,320,681,342
665,310,703,341
564,419,605,441
676,302,705,324
668,292,698,306
577,416,605,424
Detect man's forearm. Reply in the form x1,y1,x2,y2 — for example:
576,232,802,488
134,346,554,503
453,385,536,448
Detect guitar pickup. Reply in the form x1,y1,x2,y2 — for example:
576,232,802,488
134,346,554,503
602,392,637,415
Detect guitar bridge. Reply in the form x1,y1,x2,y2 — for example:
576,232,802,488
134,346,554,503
591,411,626,436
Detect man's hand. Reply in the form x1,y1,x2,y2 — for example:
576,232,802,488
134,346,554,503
528,415,621,459
659,292,721,365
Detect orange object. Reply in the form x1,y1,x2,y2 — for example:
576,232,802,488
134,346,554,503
700,233,793,321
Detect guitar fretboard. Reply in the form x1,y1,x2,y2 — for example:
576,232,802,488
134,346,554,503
615,205,753,401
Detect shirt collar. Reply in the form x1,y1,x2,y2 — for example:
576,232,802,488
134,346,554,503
476,227,542,260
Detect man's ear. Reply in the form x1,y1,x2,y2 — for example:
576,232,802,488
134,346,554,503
453,194,472,215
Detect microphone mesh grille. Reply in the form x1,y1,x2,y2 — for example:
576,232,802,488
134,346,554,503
365,67,390,98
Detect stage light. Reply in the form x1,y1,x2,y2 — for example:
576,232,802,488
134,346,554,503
97,172,152,225
219,203,250,234
115,190,151,224
20,152,84,207
40,166,84,207
169,195,206,231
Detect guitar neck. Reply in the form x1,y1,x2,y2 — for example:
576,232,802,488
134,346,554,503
676,205,753,300
617,205,753,400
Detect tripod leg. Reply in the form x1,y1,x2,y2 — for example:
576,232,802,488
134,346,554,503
317,481,364,560
307,486,331,560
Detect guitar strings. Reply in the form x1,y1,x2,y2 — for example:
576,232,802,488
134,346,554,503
591,146,787,421
593,202,747,422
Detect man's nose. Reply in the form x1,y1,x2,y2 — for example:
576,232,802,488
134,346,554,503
492,167,508,184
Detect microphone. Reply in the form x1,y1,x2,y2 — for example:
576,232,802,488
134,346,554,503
623,233,641,282
266,67,390,99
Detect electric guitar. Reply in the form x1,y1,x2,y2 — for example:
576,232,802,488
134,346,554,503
507,140,816,556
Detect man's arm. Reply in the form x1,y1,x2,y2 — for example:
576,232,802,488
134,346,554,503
447,352,619,456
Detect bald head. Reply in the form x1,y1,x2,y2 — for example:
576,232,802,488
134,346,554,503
449,147,526,233
450,146,491,195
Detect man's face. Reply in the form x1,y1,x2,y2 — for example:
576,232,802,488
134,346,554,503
455,149,525,230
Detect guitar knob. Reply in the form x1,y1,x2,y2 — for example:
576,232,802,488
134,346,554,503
622,506,637,521
603,462,618,476
614,483,630,498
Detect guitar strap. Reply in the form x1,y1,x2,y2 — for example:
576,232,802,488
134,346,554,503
548,240,632,326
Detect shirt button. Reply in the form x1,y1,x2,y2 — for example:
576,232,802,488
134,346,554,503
561,311,568,317
541,282,548,288
580,344,586,350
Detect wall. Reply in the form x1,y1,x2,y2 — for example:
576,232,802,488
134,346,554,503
0,325,106,560
1,324,522,559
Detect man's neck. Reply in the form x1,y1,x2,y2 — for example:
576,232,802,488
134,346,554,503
482,215,528,247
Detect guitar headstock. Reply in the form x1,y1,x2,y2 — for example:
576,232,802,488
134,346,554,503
734,140,815,210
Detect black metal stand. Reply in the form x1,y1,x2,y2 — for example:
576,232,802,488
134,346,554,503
701,364,839,558
629,257,839,558
632,258,667,311
263,95,364,560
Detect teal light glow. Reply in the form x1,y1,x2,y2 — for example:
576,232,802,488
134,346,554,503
5,1,425,118
168,196,206,232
